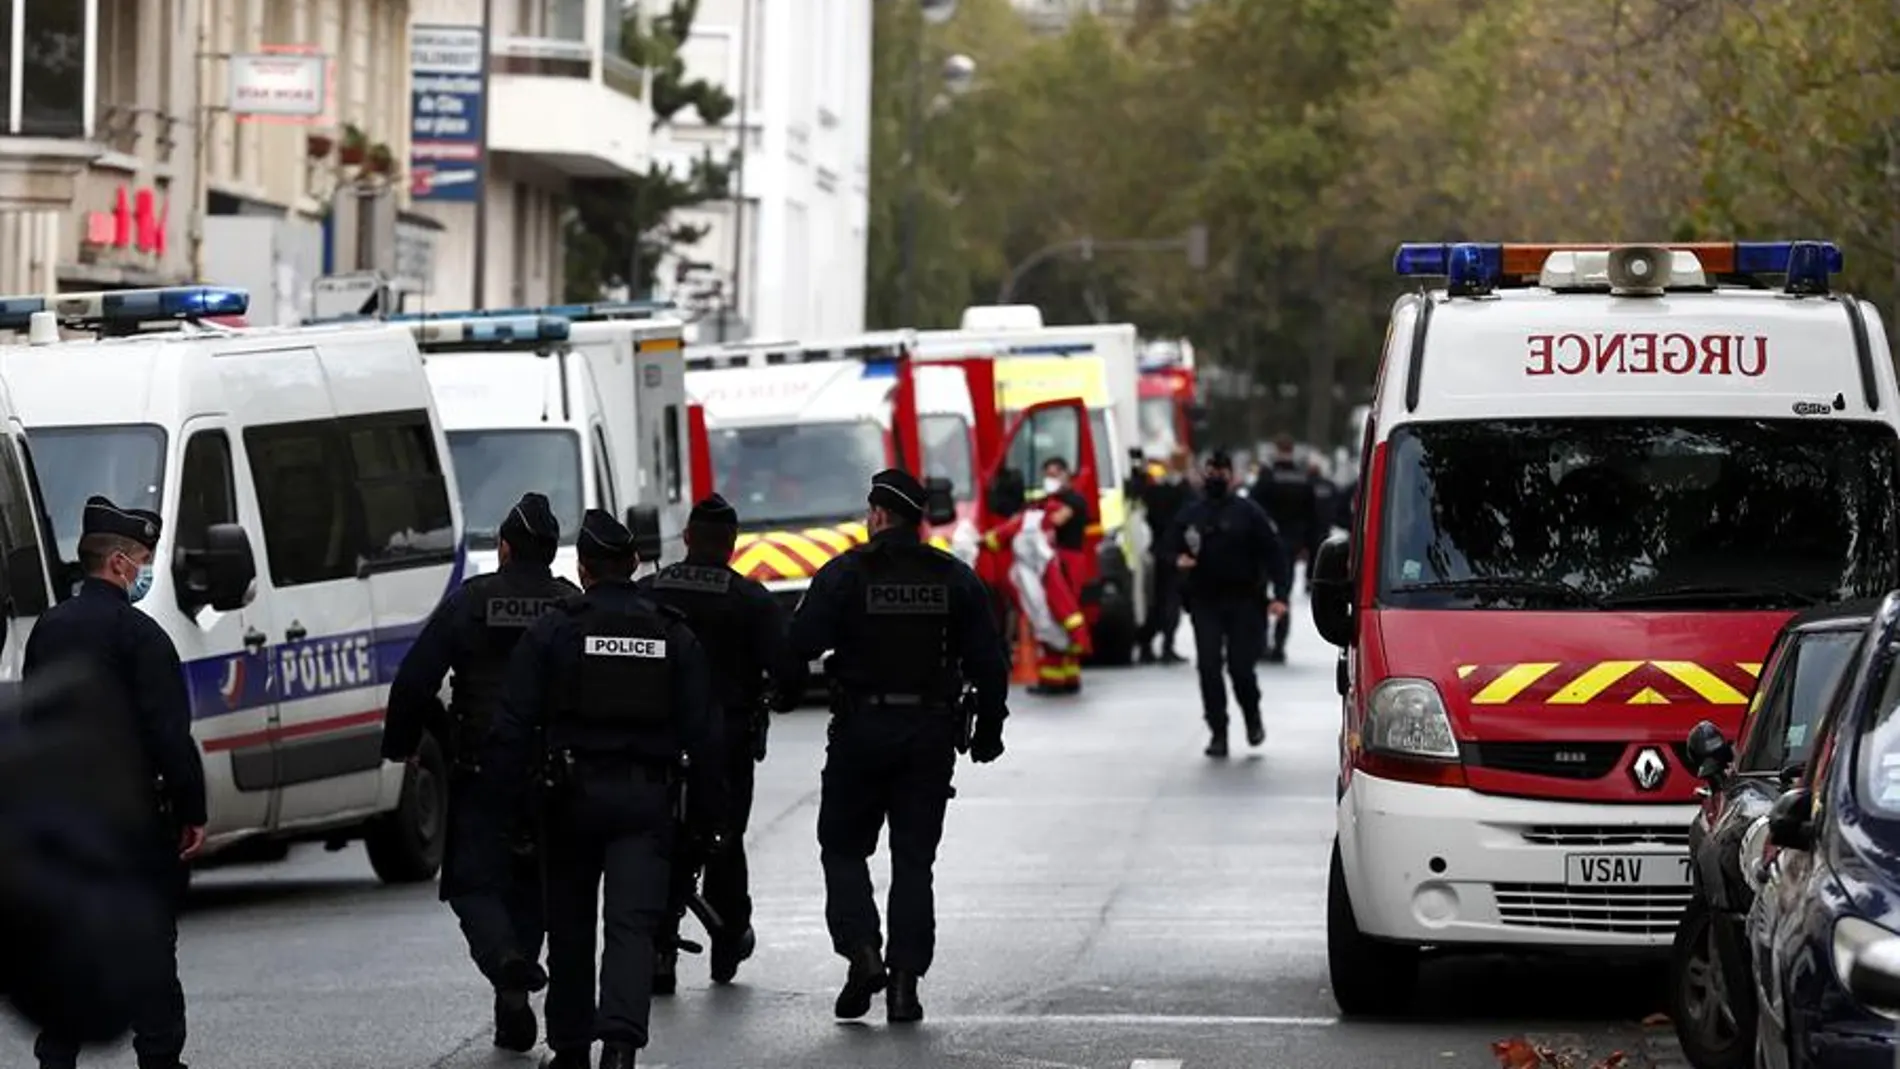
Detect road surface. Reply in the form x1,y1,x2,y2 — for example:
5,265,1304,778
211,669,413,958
0,616,1690,1068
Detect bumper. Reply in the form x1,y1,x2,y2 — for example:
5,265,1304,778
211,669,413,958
1338,771,1694,948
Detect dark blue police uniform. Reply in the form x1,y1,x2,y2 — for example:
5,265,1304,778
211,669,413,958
23,496,205,1069
1169,456,1292,757
789,469,1008,1025
634,492,798,989
385,492,576,1051
483,510,723,1069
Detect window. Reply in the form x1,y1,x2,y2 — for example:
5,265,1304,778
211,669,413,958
1006,404,1083,492
30,424,167,563
592,425,618,513
707,420,884,528
1738,629,1861,775
447,429,583,549
0,434,49,613
1088,407,1119,490
19,0,88,136
662,405,683,504
245,421,360,586
173,431,236,553
920,413,974,502
1139,396,1179,459
343,412,455,569
1377,418,1900,610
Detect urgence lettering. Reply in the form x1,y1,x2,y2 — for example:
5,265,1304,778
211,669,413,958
866,583,950,615
584,635,667,658
1525,332,1768,378
277,633,374,697
486,596,562,628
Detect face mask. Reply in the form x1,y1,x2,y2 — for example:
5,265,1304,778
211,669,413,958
1204,475,1230,498
127,563,154,604
1042,476,1063,495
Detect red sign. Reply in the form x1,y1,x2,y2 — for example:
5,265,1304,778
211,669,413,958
83,186,169,255
1525,333,1769,378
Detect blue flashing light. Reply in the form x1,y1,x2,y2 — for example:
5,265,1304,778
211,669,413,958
0,285,249,331
446,300,675,322
1394,243,1504,294
1733,240,1843,276
465,315,571,343
860,360,898,379
1393,243,1451,276
407,314,572,350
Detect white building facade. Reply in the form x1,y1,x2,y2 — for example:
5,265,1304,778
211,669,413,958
653,0,871,341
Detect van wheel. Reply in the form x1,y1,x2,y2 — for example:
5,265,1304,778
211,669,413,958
365,732,448,885
1327,841,1418,1016
1669,900,1754,1069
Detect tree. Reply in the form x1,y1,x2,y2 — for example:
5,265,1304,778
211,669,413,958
564,0,735,301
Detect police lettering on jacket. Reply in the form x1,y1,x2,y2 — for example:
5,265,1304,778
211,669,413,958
486,596,564,628
584,635,668,658
1525,333,1769,378
866,583,949,615
652,564,732,595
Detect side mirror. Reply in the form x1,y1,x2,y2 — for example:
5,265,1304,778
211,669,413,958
625,505,664,564
1309,534,1354,647
923,476,957,528
1766,786,1816,852
176,523,258,613
5,546,47,617
1685,720,1735,782
1847,936,1900,1014
987,468,1026,519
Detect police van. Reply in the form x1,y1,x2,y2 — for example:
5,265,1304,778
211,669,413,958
0,374,55,680
1307,241,1900,1014
393,302,689,582
0,286,464,884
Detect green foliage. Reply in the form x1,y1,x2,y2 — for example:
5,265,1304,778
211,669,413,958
869,0,1900,448
564,0,736,302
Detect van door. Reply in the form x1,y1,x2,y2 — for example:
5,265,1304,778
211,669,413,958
0,428,53,679
169,420,279,837
989,398,1102,588
224,348,384,827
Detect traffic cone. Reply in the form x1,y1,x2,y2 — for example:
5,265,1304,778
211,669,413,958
1011,610,1039,686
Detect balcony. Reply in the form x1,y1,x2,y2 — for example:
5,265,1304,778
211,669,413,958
484,0,651,179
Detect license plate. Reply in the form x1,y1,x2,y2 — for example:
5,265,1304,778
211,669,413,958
1565,853,1692,888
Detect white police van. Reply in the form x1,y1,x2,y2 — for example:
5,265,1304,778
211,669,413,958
398,302,690,581
0,286,463,884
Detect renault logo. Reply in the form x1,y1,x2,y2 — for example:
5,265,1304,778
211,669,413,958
1630,747,1668,791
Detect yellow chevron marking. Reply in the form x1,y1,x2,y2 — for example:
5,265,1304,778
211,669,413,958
734,532,763,549
839,521,869,541
1652,660,1749,704
1739,662,1762,676
1472,662,1560,704
1548,660,1643,705
733,540,807,579
1456,664,1476,679
1629,687,1671,705
803,527,856,554
771,532,836,571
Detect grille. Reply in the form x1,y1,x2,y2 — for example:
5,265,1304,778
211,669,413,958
1518,825,1691,848
1462,741,1626,779
1494,883,1691,937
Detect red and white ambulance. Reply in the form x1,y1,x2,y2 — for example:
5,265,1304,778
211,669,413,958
1308,241,1900,1014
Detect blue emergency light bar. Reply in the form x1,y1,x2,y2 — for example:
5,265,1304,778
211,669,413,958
1393,240,1843,295
0,285,249,331
455,299,675,323
402,314,572,351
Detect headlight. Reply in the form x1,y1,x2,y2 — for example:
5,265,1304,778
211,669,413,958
1740,815,1772,895
1833,915,1900,1018
1364,678,1459,760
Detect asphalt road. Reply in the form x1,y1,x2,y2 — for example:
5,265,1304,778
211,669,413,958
0,611,1692,1069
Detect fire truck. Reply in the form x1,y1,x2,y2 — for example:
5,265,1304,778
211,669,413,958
1137,337,1208,458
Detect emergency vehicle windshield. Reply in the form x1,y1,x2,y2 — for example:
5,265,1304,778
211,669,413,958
32,424,166,559
1378,418,1900,611
1140,396,1179,456
446,429,584,548
920,413,973,502
709,420,885,528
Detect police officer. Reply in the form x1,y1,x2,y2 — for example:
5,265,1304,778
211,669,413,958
1249,434,1320,663
1169,454,1291,758
635,493,797,990
384,492,576,1052
22,496,206,1069
1132,447,1193,663
789,469,1009,1025
483,510,723,1069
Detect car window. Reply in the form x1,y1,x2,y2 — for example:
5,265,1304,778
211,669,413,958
245,421,361,586
342,411,455,569
1738,629,1861,773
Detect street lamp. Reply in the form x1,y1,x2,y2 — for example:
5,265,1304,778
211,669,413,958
899,2,974,329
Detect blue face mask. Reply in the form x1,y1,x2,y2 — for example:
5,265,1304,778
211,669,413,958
127,563,154,604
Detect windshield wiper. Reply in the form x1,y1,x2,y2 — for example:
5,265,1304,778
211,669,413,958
1599,582,1824,609
1389,577,1602,608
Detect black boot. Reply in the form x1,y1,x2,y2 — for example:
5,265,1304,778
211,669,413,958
499,953,549,993
710,925,756,985
1245,715,1266,748
651,946,678,996
494,988,537,1052
541,1048,591,1069
833,944,888,1019
1205,732,1228,758
886,971,923,1024
598,1042,637,1069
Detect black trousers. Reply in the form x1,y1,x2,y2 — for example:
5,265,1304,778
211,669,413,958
1190,595,1266,732
659,716,757,951
817,713,957,976
1140,558,1183,653
543,768,673,1053
443,771,546,988
1270,604,1292,656
35,852,184,1069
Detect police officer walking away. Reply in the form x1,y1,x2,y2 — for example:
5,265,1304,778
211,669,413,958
636,492,797,990
790,469,1009,1025
384,492,576,1052
24,496,207,1069
1171,454,1291,758
1249,434,1320,663
484,510,723,1069
1132,448,1194,663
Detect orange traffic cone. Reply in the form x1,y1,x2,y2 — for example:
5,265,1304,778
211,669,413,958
1011,610,1039,686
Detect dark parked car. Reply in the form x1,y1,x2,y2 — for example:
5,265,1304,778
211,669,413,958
1671,602,1871,1069
1748,591,1900,1069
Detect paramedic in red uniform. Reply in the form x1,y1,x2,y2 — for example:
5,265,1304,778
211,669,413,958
1038,458,1093,694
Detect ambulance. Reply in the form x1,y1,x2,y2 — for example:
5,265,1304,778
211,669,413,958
1137,337,1207,458
917,311,1148,664
394,302,690,581
1308,241,1900,1015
